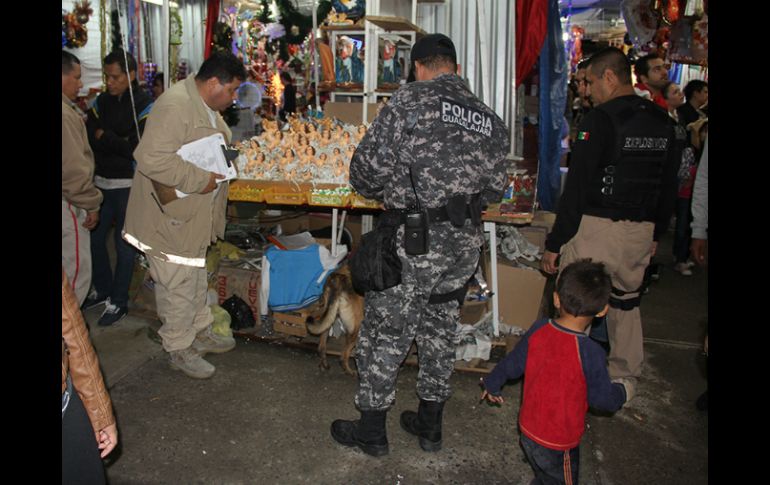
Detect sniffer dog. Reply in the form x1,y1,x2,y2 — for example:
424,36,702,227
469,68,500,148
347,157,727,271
306,268,363,376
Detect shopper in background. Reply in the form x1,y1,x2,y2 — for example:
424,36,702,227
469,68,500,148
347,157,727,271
677,80,708,127
279,71,297,122
62,50,103,306
633,54,669,110
662,81,698,276
62,268,118,485
85,50,154,325
542,47,679,403
152,72,165,99
123,51,245,379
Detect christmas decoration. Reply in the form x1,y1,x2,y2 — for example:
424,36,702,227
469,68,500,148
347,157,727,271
62,1,94,48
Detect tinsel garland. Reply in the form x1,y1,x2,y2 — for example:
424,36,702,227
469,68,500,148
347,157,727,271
100,0,107,90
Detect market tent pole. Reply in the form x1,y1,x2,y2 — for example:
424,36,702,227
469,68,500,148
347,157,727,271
313,0,320,112
163,0,169,90
476,0,491,107
510,0,517,157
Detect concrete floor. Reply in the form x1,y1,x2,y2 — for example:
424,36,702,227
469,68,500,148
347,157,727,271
85,231,708,484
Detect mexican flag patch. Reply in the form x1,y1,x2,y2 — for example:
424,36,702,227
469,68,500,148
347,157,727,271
577,131,590,141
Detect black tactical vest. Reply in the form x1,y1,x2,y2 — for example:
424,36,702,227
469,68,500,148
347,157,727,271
587,98,674,218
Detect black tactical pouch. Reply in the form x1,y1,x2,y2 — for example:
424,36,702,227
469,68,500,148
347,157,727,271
350,213,403,293
404,210,429,255
446,194,468,227
469,193,483,226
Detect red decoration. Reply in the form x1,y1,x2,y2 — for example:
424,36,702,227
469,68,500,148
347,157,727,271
663,0,682,25
204,0,221,59
516,0,548,87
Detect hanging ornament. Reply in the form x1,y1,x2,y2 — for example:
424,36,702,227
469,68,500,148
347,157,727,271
684,0,705,17
662,0,681,25
61,1,94,48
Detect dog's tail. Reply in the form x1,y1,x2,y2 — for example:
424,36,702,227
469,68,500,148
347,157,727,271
307,281,340,335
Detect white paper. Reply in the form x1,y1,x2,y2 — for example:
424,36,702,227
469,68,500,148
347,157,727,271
174,133,238,198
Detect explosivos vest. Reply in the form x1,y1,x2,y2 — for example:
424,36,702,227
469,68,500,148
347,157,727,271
587,97,675,221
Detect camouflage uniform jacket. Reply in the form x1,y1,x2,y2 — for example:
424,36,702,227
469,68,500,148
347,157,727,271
350,73,510,211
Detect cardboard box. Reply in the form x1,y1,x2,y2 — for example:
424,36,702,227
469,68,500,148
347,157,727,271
517,226,548,252
505,334,522,354
322,101,379,125
460,300,489,324
484,256,547,332
531,211,557,231
215,263,261,324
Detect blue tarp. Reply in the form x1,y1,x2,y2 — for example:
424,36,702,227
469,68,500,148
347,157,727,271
537,0,569,211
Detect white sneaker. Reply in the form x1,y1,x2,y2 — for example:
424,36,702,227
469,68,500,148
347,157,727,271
674,262,693,276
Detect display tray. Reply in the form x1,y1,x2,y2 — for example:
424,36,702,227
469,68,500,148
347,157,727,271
228,180,379,209
334,83,364,91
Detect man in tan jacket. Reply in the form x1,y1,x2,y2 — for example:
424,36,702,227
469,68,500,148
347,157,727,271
123,52,246,379
62,50,102,306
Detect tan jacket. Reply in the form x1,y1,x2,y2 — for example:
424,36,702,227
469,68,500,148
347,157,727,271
62,269,115,433
123,77,231,266
62,94,102,211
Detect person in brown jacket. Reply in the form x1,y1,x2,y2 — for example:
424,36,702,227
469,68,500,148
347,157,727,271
62,50,103,306
123,51,245,379
62,268,118,484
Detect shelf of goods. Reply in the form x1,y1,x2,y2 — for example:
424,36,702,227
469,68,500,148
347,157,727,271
228,180,381,210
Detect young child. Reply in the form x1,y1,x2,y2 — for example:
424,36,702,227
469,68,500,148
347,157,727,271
481,259,631,485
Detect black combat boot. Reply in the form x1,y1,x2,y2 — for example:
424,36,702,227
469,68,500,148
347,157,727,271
400,399,444,452
330,410,389,457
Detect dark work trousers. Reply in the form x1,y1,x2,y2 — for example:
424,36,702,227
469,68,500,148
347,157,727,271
521,433,580,485
62,388,106,485
672,197,693,264
90,187,136,307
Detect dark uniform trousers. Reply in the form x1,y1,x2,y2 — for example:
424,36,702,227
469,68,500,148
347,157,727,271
354,222,482,411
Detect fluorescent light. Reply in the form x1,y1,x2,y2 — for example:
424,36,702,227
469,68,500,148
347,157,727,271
142,0,179,7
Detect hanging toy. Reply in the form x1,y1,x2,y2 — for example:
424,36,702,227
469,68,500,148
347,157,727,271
662,0,682,25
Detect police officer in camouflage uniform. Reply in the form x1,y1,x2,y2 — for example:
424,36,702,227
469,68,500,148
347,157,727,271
330,34,510,457
542,47,679,402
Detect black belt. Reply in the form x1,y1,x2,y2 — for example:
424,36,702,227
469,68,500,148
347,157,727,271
384,206,472,224
583,207,651,223
425,205,472,223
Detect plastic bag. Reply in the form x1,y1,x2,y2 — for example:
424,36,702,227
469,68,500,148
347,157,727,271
221,294,257,330
210,304,233,338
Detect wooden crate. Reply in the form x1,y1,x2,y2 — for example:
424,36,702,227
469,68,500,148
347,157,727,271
272,310,309,337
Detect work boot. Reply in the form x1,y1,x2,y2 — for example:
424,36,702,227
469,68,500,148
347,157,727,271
330,410,389,457
400,399,445,452
192,326,236,355
169,347,215,379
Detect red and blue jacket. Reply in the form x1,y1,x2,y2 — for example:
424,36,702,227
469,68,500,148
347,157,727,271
483,318,626,451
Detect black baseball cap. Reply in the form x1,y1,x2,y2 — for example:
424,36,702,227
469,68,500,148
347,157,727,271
410,33,457,64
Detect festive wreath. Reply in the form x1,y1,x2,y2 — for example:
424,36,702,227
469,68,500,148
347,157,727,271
62,1,93,48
